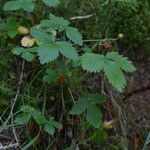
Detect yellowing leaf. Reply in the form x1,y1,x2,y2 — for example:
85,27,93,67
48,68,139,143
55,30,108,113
103,118,117,129
18,26,29,35
21,36,35,47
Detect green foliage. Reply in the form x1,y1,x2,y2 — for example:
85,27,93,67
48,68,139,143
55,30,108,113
37,41,78,64
100,0,150,49
56,41,78,60
42,0,60,6
69,94,105,128
66,27,83,46
86,104,102,128
0,0,138,148
43,68,59,83
81,52,136,92
3,0,36,12
15,105,62,135
40,14,83,45
0,18,18,38
31,28,55,43
12,47,37,62
3,0,60,12
41,14,70,31
92,128,107,144
37,43,60,64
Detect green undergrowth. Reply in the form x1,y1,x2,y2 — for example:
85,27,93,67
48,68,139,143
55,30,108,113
0,0,149,149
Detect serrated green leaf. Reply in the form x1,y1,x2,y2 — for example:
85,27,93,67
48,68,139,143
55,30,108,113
69,98,89,115
12,47,36,62
37,43,59,64
3,0,35,12
12,47,24,55
89,94,105,104
32,111,47,124
81,52,136,92
56,41,78,60
92,129,107,144
49,120,62,129
81,53,105,73
14,113,31,124
106,52,136,72
3,0,21,11
66,27,83,45
21,51,35,62
41,14,70,31
0,18,18,38
42,0,60,6
86,104,102,128
21,0,35,12
20,105,35,113
43,68,59,83
31,28,54,43
44,123,55,135
104,60,126,92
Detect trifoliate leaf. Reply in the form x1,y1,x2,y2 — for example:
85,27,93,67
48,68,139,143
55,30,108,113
41,14,70,31
37,43,59,64
81,53,105,73
81,52,136,92
66,27,83,45
69,98,89,115
31,28,55,43
106,52,136,72
56,41,78,60
42,0,60,6
86,104,102,128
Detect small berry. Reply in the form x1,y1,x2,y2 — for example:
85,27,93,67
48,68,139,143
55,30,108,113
58,76,65,85
103,41,111,49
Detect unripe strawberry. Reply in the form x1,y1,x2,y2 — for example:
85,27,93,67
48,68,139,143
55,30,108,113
18,26,29,35
103,41,111,49
58,76,65,85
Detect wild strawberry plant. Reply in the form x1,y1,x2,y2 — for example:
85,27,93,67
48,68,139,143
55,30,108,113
0,0,136,147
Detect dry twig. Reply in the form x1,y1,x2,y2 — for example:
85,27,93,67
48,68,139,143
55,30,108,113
0,60,25,150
